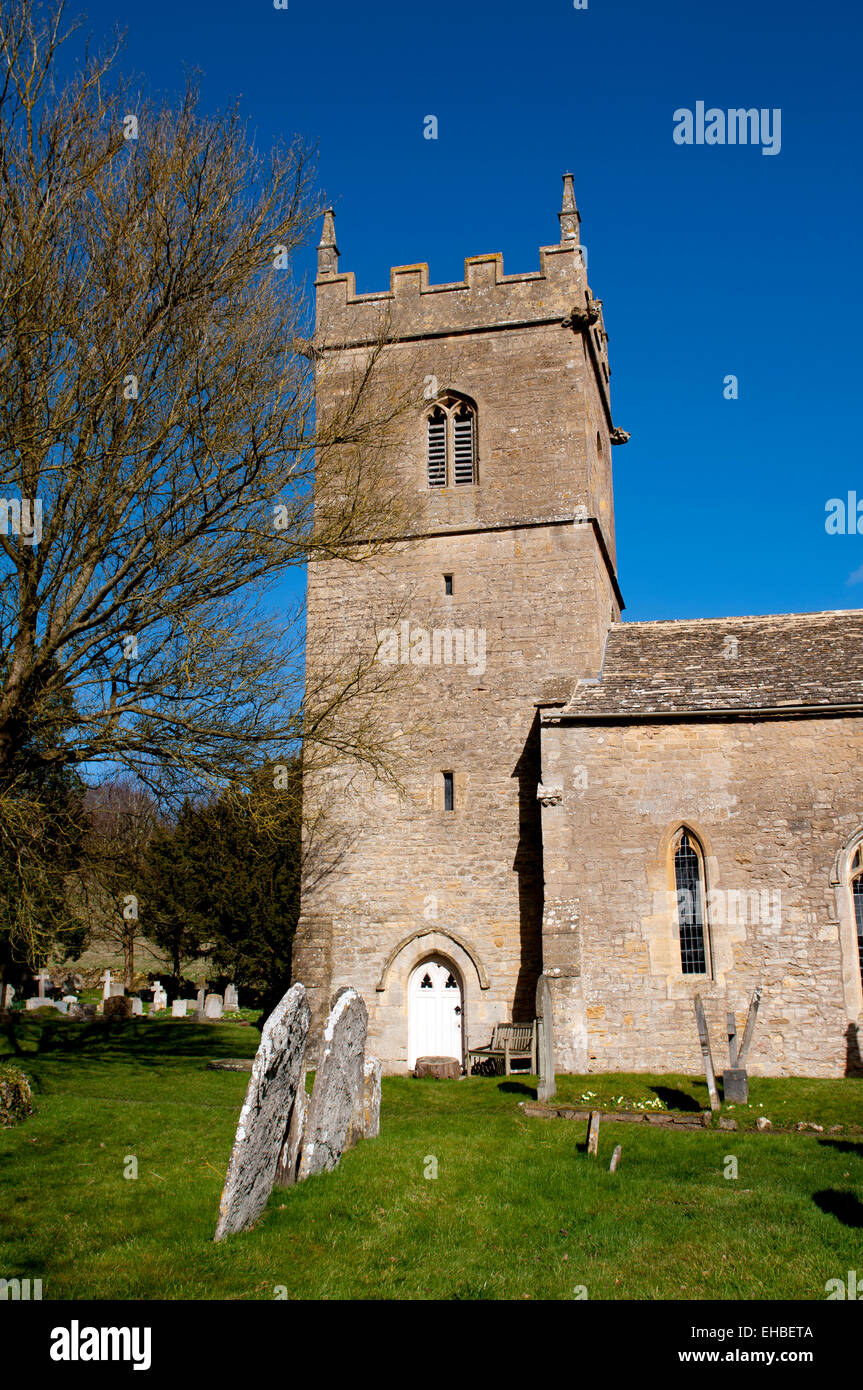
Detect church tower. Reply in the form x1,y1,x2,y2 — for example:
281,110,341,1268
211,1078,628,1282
293,176,628,1071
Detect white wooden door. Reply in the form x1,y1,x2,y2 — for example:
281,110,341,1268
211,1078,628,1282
408,958,463,1069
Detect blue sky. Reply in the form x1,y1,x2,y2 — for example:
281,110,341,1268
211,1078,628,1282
74,0,862,622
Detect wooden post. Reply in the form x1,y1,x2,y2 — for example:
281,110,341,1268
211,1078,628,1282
727,1011,738,1067
694,995,721,1112
504,1039,511,1077
736,987,762,1068
609,1144,622,1173
531,1020,537,1076
587,1111,600,1157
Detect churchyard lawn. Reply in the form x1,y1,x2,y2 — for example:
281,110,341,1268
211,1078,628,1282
0,1015,860,1301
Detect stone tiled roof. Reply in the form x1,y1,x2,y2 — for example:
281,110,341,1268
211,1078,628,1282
556,610,863,720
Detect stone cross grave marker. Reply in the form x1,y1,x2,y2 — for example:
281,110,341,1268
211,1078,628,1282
298,988,368,1180
151,980,167,1011
35,968,51,999
214,982,311,1241
101,969,112,1000
536,973,556,1102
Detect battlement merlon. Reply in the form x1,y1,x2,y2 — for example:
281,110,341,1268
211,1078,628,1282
313,174,608,350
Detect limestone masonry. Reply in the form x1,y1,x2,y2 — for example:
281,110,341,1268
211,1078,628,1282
292,177,863,1079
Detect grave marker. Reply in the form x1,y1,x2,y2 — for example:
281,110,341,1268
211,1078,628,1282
693,994,721,1112
536,974,556,1103
298,989,368,1180
214,983,311,1241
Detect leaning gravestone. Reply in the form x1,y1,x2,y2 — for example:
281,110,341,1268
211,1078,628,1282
214,983,311,1241
204,994,223,1020
363,1057,382,1139
275,1071,309,1188
298,989,368,1180
224,984,239,1012
536,974,556,1102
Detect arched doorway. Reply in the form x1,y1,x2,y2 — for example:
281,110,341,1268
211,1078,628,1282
408,957,463,1069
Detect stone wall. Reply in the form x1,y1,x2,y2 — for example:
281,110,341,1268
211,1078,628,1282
539,713,863,1078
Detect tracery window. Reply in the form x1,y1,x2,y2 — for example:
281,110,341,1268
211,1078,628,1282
674,829,709,975
426,394,477,488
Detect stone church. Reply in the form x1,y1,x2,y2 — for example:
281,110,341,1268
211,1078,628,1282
293,176,863,1079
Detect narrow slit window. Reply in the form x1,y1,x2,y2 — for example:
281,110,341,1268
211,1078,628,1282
427,407,447,487
444,574,453,596
674,830,708,975
853,846,863,991
443,772,454,812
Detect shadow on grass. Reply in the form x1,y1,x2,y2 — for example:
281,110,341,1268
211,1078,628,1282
817,1139,863,1158
813,1190,863,1228
650,1086,702,1112
497,1081,536,1099
0,1017,254,1066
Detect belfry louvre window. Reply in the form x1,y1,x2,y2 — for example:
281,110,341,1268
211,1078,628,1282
427,408,447,487
674,830,709,975
852,846,863,991
425,394,477,487
453,405,476,485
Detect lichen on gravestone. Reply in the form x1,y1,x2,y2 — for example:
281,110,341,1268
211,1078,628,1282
214,983,311,1241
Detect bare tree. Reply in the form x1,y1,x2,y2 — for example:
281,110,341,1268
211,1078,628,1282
0,0,421,829
71,774,160,989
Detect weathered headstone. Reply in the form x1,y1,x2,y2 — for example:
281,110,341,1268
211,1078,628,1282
1,984,16,1007
214,983,311,1241
101,969,112,1000
722,1068,749,1103
536,973,556,1102
609,1143,622,1173
70,1003,96,1021
363,1057,382,1139
587,1111,600,1156
275,1072,309,1188
224,984,239,1012
26,996,63,1012
130,998,143,1017
171,999,188,1019
109,982,125,998
693,995,721,1112
204,993,223,1020
103,995,133,1020
298,988,368,1180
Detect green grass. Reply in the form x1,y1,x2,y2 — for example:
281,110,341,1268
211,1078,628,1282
0,1016,860,1300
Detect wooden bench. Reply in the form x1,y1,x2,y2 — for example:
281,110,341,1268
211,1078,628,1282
467,1021,537,1076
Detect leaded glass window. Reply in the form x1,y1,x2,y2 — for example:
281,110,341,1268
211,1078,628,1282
853,846,863,992
674,830,708,975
